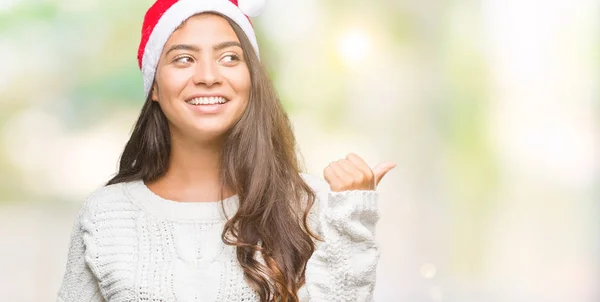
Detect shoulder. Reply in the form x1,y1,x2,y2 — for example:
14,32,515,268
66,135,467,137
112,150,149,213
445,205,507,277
299,173,331,207
299,173,330,195
76,181,134,221
298,173,330,235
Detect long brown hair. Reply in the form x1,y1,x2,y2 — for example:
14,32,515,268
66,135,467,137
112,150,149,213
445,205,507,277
107,13,318,301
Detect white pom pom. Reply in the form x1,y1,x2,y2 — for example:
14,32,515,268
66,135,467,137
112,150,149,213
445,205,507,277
237,0,266,18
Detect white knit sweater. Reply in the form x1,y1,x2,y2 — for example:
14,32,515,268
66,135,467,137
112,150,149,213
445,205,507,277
57,173,380,302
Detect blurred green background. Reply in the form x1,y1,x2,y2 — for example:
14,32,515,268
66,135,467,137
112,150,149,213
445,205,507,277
0,0,598,301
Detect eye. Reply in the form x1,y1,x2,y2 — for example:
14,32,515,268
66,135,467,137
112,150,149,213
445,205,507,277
220,54,241,63
174,55,194,64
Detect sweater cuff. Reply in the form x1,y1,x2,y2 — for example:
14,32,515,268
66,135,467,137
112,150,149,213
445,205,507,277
328,190,378,212
322,190,380,242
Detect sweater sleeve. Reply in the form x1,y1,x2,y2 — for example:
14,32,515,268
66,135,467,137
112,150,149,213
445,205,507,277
300,174,380,302
56,199,105,302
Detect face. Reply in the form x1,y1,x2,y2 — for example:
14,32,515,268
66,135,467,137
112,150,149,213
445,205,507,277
151,13,251,143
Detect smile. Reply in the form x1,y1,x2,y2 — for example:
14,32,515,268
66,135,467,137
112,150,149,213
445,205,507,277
186,96,228,105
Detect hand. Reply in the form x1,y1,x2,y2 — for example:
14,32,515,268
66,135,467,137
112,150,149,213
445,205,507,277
323,153,396,192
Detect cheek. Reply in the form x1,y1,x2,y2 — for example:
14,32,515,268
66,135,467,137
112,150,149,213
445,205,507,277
237,80,251,114
234,70,251,102
157,68,192,98
154,69,192,122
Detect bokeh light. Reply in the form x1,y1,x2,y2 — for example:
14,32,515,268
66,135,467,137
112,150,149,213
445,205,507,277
337,28,371,66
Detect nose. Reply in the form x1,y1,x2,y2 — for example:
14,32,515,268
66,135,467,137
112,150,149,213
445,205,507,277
192,56,222,87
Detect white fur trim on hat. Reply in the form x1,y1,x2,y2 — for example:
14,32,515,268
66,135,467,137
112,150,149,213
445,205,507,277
141,0,260,98
238,0,266,18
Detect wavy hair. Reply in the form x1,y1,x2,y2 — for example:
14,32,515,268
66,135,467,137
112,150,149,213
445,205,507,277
107,13,318,301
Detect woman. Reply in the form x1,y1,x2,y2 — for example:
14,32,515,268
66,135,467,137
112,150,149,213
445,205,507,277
57,0,395,301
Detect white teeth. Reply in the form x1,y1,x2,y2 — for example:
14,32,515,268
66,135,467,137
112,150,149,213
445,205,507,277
186,97,227,105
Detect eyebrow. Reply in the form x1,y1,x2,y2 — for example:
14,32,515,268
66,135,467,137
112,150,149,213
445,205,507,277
164,41,242,57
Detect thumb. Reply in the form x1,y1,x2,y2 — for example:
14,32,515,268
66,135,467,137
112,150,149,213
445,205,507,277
372,161,396,186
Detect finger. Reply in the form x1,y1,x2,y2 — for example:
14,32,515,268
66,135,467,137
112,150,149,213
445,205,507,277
330,161,354,185
372,161,397,185
323,166,342,191
336,159,364,182
346,153,374,179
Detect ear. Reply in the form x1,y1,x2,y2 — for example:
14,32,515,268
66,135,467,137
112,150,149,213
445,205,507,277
151,82,158,102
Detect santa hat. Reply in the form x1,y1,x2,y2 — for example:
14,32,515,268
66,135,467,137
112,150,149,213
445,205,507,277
137,0,266,98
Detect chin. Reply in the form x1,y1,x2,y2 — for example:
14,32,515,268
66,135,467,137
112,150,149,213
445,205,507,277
188,122,234,141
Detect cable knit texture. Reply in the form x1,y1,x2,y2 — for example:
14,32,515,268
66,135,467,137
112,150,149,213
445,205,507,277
57,173,380,302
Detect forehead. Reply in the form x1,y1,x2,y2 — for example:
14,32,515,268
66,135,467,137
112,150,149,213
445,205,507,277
166,13,240,45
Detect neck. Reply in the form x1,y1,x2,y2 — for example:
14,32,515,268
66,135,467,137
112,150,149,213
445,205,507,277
169,134,222,181
148,132,234,202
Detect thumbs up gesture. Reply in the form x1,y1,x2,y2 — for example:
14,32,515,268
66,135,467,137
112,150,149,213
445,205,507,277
323,153,396,192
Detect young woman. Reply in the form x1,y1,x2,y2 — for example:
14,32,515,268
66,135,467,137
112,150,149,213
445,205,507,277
57,0,395,301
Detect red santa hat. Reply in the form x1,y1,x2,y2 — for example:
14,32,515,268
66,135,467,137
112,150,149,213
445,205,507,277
137,0,266,98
